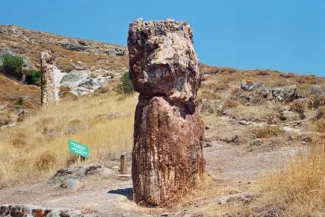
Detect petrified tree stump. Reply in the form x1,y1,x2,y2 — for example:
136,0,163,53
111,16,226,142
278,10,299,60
128,19,205,207
40,51,56,107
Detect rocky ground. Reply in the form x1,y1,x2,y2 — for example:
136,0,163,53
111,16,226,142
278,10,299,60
0,110,311,216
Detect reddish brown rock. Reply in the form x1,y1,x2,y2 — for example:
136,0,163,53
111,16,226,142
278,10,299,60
128,19,205,207
132,96,205,206
40,51,56,107
128,19,201,103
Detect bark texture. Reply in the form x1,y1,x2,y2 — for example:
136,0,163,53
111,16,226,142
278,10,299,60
128,19,205,207
40,51,56,107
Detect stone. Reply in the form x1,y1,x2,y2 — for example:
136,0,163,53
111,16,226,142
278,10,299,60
241,81,263,91
40,51,56,107
132,96,205,206
250,139,263,146
60,179,82,190
129,19,205,207
215,193,255,205
0,205,85,217
272,85,298,102
106,48,125,56
48,164,116,186
128,19,201,103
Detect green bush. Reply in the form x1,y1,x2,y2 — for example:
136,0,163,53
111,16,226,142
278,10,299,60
2,54,24,74
117,72,134,94
30,70,41,85
15,97,23,105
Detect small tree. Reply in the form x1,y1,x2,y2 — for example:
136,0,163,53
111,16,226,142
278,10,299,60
2,54,24,79
117,72,134,94
2,54,24,73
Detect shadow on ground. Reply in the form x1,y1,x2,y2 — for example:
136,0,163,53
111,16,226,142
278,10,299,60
108,188,133,200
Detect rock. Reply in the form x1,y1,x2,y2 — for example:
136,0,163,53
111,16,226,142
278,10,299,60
48,164,116,186
60,71,111,96
279,110,300,121
0,205,85,217
60,41,86,51
314,107,323,120
215,193,255,205
272,85,298,102
41,51,56,107
128,19,201,103
198,99,223,115
129,19,205,207
250,139,263,146
60,179,82,190
106,48,125,56
74,61,87,70
241,81,264,91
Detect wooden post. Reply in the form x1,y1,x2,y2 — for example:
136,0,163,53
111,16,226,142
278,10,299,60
120,152,127,174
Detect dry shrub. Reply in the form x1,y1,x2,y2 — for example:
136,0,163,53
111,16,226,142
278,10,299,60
259,137,325,216
223,99,238,109
200,90,221,100
34,152,56,171
11,132,28,148
289,100,305,114
256,70,270,76
214,83,229,92
55,57,75,72
314,117,325,133
252,125,283,138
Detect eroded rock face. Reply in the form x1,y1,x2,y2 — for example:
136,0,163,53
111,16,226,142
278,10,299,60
128,19,201,102
129,19,205,207
40,51,56,106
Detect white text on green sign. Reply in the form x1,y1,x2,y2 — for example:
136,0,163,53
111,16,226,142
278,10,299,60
68,140,90,158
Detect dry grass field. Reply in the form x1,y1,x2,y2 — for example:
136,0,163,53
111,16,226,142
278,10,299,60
0,91,137,188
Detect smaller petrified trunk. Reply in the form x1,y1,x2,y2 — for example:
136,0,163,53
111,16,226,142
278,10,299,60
132,96,205,206
40,51,56,107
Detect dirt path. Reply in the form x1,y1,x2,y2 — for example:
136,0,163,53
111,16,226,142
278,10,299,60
0,116,306,216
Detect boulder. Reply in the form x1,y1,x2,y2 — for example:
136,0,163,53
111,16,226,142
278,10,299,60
60,71,110,96
272,85,298,102
129,19,205,207
241,81,264,91
48,164,116,186
128,18,201,103
106,48,125,56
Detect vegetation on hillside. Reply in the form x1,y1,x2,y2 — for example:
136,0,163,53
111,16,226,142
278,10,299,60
117,72,134,94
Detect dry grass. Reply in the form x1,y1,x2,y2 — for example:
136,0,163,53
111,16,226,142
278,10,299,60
252,125,284,139
0,92,137,188
258,136,325,216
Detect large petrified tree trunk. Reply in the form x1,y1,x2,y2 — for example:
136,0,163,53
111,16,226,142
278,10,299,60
40,51,56,107
132,96,205,206
128,19,205,207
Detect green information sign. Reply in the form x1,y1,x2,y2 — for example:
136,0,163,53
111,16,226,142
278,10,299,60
68,140,90,158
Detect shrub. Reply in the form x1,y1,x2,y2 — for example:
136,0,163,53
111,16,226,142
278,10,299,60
117,72,134,94
2,54,24,75
34,152,56,171
214,83,229,92
223,99,238,109
252,125,284,138
31,70,41,85
290,100,305,114
15,97,23,105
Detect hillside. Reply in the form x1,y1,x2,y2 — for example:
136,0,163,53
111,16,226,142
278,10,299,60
1,25,325,216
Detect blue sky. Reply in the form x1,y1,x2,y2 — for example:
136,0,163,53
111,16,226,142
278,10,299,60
0,0,324,75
